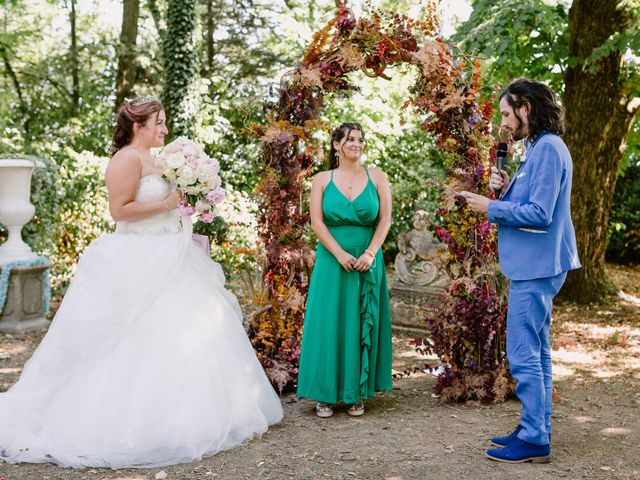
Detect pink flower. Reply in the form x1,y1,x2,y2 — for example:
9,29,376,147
178,200,196,216
206,187,225,204
207,176,221,189
200,212,215,223
209,160,220,175
182,144,197,157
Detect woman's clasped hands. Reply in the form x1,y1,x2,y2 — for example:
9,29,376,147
336,250,374,272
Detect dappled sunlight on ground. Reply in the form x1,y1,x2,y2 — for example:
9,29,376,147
1,264,639,479
0,343,27,358
551,264,640,383
551,315,640,380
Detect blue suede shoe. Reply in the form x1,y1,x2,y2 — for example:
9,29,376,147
491,426,551,447
490,425,523,447
486,438,551,463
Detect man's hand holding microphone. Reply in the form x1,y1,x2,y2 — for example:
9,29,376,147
459,142,510,214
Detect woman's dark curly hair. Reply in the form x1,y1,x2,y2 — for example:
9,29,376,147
327,122,366,170
500,77,565,141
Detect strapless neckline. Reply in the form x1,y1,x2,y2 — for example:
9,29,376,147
139,173,164,183
115,174,180,235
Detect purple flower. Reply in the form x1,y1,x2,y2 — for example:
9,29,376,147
178,203,196,216
200,212,215,223
276,132,293,145
467,113,480,130
206,187,226,204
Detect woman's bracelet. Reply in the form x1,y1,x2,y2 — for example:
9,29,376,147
364,249,375,258
163,200,169,210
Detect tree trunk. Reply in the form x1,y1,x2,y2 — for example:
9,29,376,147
204,0,214,74
69,0,80,113
162,0,198,137
115,0,140,109
561,0,639,302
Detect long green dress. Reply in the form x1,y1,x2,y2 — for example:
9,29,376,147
297,168,393,404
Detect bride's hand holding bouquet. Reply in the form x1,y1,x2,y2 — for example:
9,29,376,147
155,136,225,223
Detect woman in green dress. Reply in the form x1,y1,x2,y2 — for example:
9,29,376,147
297,122,393,418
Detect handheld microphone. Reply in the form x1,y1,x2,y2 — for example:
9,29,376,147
494,142,508,198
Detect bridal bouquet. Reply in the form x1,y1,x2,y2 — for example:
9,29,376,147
155,136,225,223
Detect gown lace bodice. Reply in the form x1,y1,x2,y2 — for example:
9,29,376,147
115,174,181,234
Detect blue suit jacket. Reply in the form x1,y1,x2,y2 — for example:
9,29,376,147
487,132,581,280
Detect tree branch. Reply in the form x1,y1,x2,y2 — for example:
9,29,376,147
0,41,29,132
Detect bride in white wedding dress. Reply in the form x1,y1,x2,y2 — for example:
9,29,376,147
0,97,283,468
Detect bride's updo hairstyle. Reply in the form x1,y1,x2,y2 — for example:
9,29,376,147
112,96,164,152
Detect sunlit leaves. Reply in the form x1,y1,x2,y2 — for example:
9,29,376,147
454,0,569,94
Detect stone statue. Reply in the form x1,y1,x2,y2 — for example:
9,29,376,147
394,210,448,287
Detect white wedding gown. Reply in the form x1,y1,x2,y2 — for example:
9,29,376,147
0,174,283,468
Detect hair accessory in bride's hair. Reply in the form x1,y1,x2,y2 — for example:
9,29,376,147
129,95,159,107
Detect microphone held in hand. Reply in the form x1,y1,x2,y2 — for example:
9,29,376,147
494,142,508,198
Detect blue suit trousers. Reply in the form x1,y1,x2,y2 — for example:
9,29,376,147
507,271,567,445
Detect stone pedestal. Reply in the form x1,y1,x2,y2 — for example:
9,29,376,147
0,261,50,333
390,282,444,334
389,210,449,334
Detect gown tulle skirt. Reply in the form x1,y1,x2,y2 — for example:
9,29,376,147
0,175,283,468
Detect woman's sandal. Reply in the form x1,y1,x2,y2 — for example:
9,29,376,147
315,402,334,418
347,401,364,417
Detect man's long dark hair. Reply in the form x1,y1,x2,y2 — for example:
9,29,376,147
327,122,365,170
500,78,565,142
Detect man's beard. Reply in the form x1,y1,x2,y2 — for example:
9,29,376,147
511,117,529,142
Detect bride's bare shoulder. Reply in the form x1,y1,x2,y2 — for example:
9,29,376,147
107,147,142,182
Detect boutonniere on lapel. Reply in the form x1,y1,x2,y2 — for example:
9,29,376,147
510,140,525,163
516,171,526,179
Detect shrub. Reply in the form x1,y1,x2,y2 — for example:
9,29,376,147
24,149,111,299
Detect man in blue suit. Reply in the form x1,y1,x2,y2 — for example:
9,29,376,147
460,78,581,463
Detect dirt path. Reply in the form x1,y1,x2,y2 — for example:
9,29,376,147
1,265,639,480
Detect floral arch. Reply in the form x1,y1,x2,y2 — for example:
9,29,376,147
248,4,512,402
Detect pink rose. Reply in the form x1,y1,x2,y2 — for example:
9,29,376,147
182,145,197,157
187,159,198,169
206,187,225,204
200,212,215,223
207,176,221,189
178,200,196,216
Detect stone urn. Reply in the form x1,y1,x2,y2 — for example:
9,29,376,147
0,158,38,265
0,157,50,333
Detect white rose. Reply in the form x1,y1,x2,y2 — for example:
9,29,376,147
196,163,212,182
163,169,177,182
195,200,210,214
199,183,211,195
166,152,186,169
176,166,197,186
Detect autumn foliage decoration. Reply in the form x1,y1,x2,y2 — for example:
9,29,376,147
250,3,513,400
